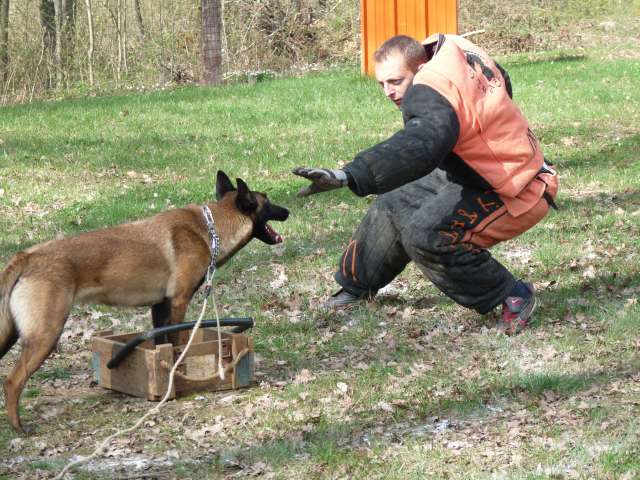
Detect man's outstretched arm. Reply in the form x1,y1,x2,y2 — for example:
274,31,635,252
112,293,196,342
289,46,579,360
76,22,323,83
293,84,460,198
343,84,460,197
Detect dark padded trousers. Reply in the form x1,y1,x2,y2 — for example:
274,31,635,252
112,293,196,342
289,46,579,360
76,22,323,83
335,168,523,314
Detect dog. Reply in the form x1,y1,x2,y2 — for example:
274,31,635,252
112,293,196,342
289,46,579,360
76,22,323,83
0,170,289,433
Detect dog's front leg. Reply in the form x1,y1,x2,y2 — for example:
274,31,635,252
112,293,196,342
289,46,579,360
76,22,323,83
166,293,192,346
151,298,172,346
165,244,210,346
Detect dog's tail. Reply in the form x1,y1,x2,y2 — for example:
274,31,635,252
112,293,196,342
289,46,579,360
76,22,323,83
0,252,26,360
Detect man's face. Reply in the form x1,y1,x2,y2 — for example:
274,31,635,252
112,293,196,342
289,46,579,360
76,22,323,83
374,51,417,108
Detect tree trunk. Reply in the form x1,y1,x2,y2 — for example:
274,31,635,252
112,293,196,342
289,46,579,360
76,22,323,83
116,0,122,80
53,0,62,86
61,0,75,72
84,0,93,85
121,0,127,74
133,0,146,42
201,0,222,85
0,0,9,83
40,0,55,58
107,0,126,81
62,0,75,24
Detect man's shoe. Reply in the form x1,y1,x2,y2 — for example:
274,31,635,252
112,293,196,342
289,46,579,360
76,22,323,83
323,289,368,309
497,282,537,335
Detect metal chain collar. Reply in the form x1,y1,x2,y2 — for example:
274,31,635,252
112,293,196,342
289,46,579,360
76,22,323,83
201,204,220,297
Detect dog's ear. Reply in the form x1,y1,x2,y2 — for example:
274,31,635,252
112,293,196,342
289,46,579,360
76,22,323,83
235,178,257,213
216,170,235,200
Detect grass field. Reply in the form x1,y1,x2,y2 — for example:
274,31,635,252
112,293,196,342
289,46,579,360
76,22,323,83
1,21,640,480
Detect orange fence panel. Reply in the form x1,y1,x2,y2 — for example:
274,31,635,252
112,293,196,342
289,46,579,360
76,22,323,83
360,0,458,74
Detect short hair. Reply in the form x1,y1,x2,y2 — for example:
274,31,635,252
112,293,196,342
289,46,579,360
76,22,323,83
373,35,427,72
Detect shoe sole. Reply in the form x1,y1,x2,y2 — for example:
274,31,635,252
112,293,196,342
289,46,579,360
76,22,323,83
512,296,538,334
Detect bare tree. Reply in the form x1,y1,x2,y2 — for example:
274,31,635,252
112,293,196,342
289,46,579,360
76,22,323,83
121,0,127,74
116,0,122,77
201,0,222,85
84,0,94,85
133,0,146,42
0,0,9,83
40,0,74,87
106,0,127,81
61,0,76,81
40,0,56,71
113,0,127,79
53,0,63,85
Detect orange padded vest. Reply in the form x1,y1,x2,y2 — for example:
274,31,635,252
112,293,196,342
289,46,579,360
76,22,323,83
415,34,558,217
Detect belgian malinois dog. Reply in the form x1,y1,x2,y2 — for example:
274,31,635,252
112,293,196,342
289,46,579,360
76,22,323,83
0,170,289,433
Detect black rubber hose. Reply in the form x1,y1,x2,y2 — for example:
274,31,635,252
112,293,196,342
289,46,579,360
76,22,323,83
106,317,254,369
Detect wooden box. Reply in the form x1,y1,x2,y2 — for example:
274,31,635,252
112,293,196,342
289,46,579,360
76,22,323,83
91,328,254,400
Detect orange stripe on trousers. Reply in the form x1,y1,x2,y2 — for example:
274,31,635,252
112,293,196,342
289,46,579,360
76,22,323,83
465,199,550,249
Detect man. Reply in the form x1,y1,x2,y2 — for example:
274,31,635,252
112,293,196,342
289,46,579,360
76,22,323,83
293,34,558,334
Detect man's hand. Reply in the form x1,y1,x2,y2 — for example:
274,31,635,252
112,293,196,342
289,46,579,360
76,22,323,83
292,167,349,197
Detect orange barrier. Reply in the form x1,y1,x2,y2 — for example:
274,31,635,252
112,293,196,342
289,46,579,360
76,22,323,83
360,0,458,74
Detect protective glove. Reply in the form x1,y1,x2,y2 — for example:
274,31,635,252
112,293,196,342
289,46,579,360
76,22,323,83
292,167,349,197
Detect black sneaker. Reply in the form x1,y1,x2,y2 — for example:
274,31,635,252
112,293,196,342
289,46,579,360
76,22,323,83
322,289,368,309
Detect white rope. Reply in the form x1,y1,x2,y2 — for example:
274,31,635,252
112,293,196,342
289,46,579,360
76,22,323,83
54,289,215,479
201,204,224,380
212,277,225,380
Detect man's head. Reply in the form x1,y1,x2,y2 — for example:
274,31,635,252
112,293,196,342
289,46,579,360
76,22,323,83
373,35,427,108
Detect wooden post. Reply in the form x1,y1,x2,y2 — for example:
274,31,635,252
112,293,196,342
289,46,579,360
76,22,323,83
201,0,223,85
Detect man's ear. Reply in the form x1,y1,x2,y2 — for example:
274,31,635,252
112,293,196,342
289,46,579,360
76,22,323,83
216,170,235,200
235,178,257,213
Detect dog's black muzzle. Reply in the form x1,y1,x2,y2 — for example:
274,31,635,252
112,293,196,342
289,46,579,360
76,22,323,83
255,202,289,244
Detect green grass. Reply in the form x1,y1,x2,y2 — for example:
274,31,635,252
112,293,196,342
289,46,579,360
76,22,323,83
1,37,640,480
31,365,71,382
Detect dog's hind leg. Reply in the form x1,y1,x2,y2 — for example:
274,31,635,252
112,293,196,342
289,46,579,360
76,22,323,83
3,279,71,433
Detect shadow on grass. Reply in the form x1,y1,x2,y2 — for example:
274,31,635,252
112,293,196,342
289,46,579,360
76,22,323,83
229,259,640,468
505,53,588,68
533,271,640,327
218,363,639,474
560,188,640,207
1,131,236,170
2,268,638,474
541,131,640,172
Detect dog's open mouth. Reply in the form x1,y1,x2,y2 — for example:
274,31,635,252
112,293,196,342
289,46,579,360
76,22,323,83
257,222,283,244
265,223,283,243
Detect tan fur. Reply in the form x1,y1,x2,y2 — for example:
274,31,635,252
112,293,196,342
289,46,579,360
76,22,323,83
0,189,272,434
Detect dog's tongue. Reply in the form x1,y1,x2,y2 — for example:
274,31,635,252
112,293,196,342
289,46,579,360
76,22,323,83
265,223,283,243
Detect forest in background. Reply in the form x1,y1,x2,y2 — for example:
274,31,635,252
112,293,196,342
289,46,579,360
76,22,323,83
0,0,633,104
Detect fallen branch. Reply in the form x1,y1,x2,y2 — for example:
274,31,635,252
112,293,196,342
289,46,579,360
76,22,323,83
461,29,486,38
